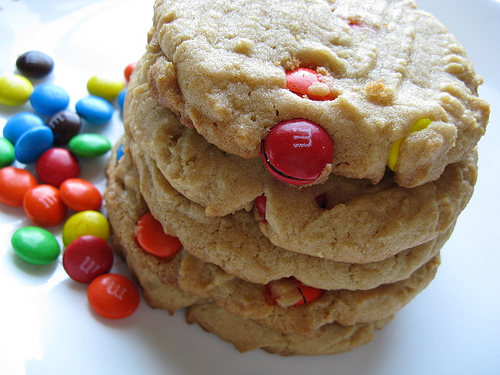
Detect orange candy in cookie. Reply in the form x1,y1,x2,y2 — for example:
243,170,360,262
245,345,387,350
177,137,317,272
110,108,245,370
135,211,182,258
266,277,324,307
286,67,338,101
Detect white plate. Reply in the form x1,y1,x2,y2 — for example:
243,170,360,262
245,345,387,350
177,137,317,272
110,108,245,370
0,1,499,374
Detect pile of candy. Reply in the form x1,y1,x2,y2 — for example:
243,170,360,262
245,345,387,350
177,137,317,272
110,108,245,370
0,50,140,320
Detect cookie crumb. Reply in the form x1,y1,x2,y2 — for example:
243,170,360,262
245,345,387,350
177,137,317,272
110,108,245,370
364,80,395,105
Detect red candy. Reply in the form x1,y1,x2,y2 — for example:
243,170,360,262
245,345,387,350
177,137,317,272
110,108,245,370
135,211,182,258
0,167,38,207
36,148,80,187
23,184,67,227
124,62,137,83
255,194,267,222
262,119,334,185
87,273,140,319
286,67,338,101
63,235,113,283
59,178,102,211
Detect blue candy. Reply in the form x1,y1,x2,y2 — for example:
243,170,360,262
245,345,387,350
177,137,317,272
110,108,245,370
118,89,126,111
30,83,70,116
3,112,54,164
75,95,114,125
116,144,124,162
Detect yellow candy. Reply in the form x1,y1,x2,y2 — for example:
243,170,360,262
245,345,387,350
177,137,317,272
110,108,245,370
87,75,124,101
387,118,432,171
0,75,33,106
62,210,110,246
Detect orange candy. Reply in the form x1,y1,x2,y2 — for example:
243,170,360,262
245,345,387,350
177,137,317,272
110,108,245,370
23,184,67,227
293,280,324,306
124,62,137,83
135,211,182,258
0,167,38,207
59,178,102,211
286,67,338,101
87,273,140,319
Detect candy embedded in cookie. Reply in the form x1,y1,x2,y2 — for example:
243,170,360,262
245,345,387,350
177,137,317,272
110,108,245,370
261,119,334,185
265,278,324,307
286,67,339,101
387,118,432,171
135,211,183,258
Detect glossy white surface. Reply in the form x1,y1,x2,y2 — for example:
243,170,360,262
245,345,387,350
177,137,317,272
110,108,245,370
0,0,499,374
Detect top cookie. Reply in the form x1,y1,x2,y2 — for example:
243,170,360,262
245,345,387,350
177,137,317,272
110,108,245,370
148,0,488,187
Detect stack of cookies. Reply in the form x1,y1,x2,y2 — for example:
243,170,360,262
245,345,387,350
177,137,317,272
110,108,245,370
104,0,489,355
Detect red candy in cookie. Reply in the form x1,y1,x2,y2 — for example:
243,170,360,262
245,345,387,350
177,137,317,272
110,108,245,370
262,119,334,185
286,67,338,101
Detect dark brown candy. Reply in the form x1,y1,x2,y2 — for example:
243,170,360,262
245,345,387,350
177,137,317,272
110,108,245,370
46,110,82,145
16,51,54,78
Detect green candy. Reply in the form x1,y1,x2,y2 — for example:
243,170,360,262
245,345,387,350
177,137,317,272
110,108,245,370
68,133,111,158
11,226,61,265
0,137,15,167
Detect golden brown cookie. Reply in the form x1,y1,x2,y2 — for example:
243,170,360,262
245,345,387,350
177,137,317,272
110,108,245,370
148,0,488,188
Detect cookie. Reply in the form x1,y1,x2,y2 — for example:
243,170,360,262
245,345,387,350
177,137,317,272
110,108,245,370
148,0,488,188
185,303,392,356
105,138,441,337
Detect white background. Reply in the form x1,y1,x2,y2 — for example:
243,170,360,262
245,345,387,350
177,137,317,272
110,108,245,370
0,0,499,374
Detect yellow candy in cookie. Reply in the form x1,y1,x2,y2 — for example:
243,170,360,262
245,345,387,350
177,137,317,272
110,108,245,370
388,118,432,171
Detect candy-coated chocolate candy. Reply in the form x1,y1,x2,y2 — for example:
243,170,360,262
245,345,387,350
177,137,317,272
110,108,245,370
262,119,334,185
46,110,82,145
118,89,126,111
11,226,60,265
87,273,140,319
59,178,102,211
36,148,80,187
266,277,323,307
16,51,54,78
293,279,324,306
124,62,137,83
86,75,125,102
63,235,113,283
3,112,54,164
23,185,67,227
30,83,70,116
0,75,33,106
0,137,15,167
0,167,38,207
135,211,182,258
75,96,114,125
387,118,432,171
116,144,124,162
3,112,44,144
62,210,110,246
286,68,338,101
68,133,111,158
255,194,267,223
